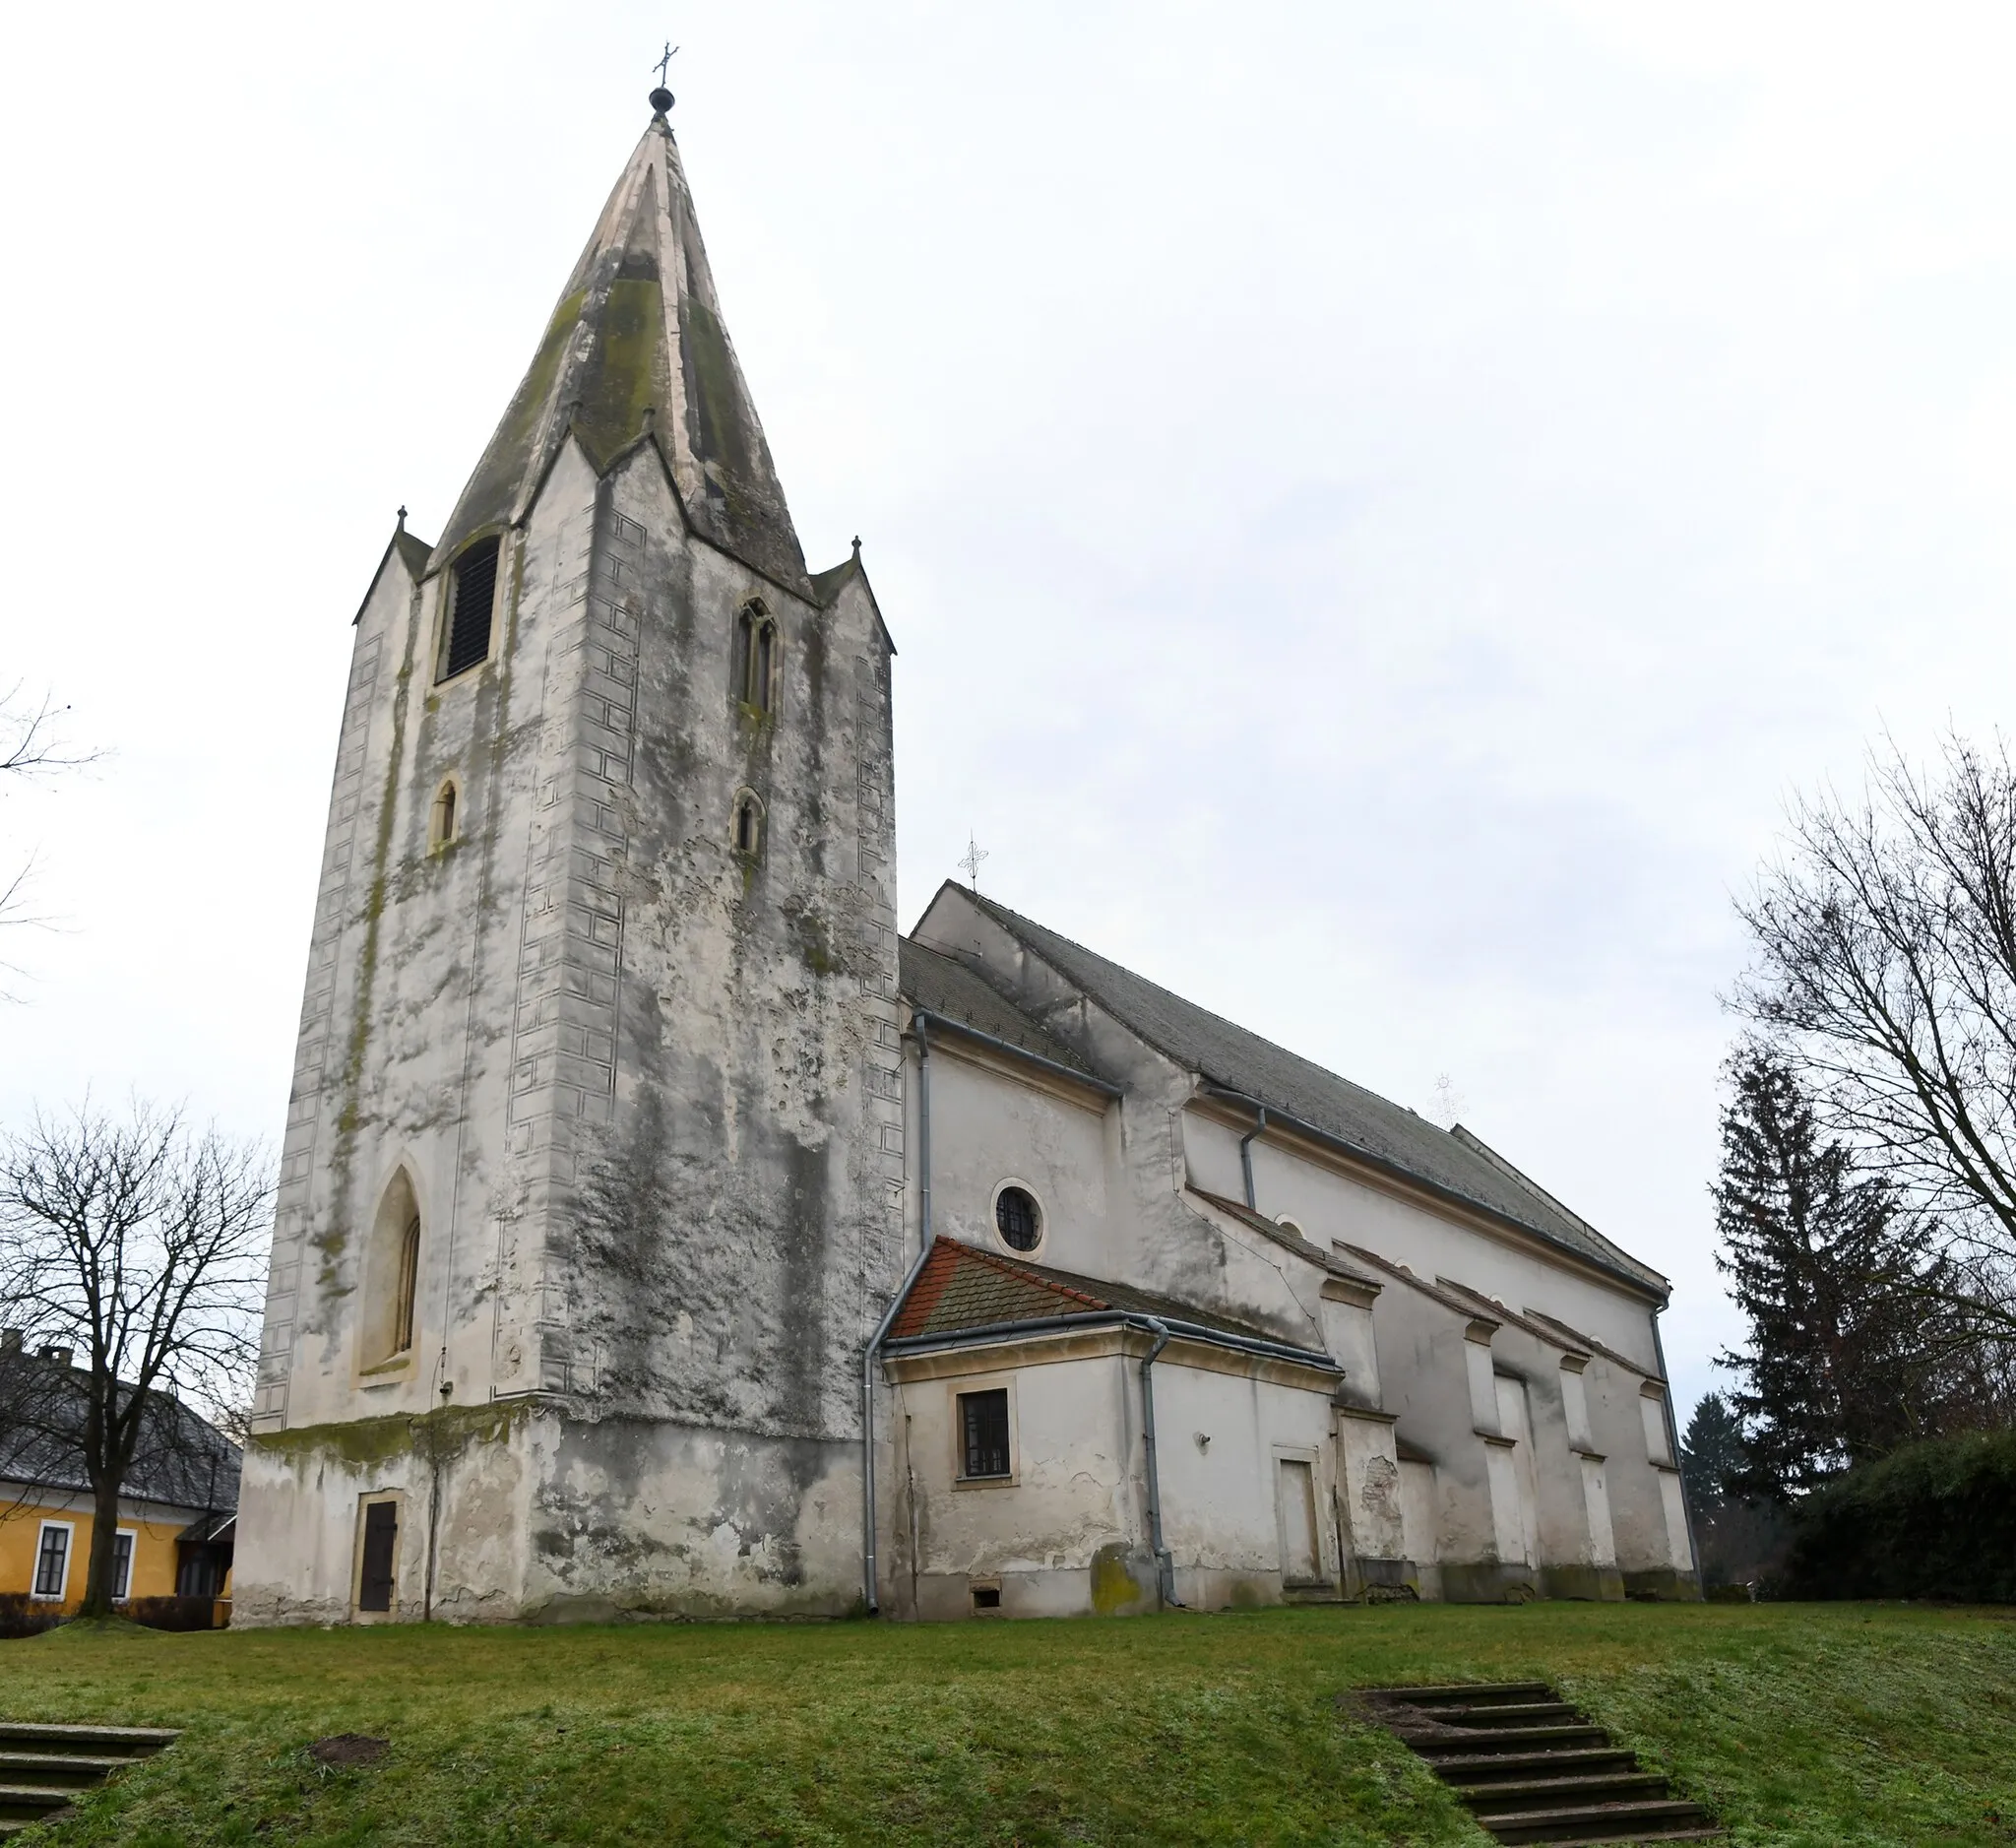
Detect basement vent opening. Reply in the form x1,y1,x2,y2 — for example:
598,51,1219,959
441,538,500,680
970,1584,1001,1611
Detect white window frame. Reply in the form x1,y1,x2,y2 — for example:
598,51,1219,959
31,1520,75,1601
112,1526,137,1602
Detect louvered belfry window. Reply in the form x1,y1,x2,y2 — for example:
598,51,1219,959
442,537,500,680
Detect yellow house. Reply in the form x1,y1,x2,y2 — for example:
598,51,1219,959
0,1340,237,1625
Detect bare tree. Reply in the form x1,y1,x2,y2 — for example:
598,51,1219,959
1732,731,2016,1338
1,681,101,950
0,1102,271,1619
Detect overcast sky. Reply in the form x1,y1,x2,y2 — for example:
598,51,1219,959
6,2,2016,1415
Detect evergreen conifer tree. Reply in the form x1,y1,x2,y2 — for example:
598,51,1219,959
1678,1391,1745,1523
1714,1045,1957,1498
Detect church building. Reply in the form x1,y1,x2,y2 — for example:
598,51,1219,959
234,89,1697,1624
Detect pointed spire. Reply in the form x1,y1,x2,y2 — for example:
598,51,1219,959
433,100,807,590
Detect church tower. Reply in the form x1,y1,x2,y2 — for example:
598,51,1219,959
236,87,905,1623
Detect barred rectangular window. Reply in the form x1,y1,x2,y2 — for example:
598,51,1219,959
959,1388,1010,1480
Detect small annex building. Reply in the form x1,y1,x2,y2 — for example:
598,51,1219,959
233,86,1696,1625
0,1336,240,1625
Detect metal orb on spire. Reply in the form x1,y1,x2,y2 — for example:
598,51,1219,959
650,41,678,116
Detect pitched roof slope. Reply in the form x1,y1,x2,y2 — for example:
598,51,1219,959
899,939,1097,1075
0,1356,241,1509
888,1237,1295,1347
956,891,1667,1295
433,102,806,592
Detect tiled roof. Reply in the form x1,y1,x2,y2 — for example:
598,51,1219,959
899,940,1098,1076
951,892,1668,1296
887,1237,1290,1347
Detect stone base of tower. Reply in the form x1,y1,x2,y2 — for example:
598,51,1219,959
232,1402,868,1625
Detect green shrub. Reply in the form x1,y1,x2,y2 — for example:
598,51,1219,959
1786,1429,2016,1601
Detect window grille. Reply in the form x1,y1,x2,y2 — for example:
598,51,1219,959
995,1186,1041,1252
442,538,500,680
960,1389,1011,1479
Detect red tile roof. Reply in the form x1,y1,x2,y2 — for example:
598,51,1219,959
885,1237,1295,1347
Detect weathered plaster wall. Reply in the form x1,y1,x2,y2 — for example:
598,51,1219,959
887,1336,1145,1621
1181,1110,1665,1373
916,1049,1113,1270
885,1333,1348,1620
241,425,902,1623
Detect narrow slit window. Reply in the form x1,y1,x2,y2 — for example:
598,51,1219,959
959,1388,1011,1480
441,538,500,680
732,792,763,856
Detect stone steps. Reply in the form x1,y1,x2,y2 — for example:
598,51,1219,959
0,1723,178,1833
1360,1681,1722,1845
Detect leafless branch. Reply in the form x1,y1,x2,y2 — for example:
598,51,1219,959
1732,730,2016,1337
0,1100,272,1617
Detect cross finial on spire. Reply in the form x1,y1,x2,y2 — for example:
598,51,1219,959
650,42,679,115
959,832,989,893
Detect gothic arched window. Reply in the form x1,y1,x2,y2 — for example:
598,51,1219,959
393,1214,420,1356
735,602,778,714
429,778,460,851
364,1171,423,1369
440,537,501,681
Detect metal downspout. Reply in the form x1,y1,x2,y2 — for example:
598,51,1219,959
861,1243,932,1617
1137,1316,1179,1609
1239,1106,1269,1210
914,1012,932,1248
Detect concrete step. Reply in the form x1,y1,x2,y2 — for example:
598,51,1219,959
1414,1723,1611,1753
0,1786,74,1825
1456,1773,1670,1815
1361,1681,1555,1705
0,1751,129,1788
1360,1681,1723,1844
1430,1701,1585,1727
1485,1799,1716,1845
1544,1833,1724,1846
1532,1821,1726,1837
1433,1748,1639,1782
0,1724,178,1757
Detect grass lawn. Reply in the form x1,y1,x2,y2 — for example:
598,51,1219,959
7,1602,2016,1846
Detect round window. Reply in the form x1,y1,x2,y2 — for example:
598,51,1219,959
994,1185,1041,1253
